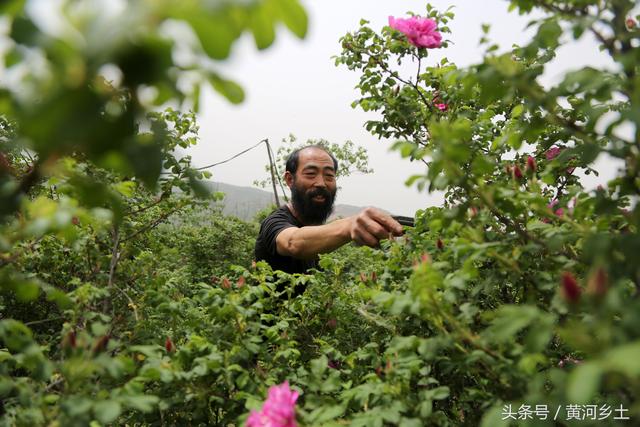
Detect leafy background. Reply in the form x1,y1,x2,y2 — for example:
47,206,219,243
1,0,639,426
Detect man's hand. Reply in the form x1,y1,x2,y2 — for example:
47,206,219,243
349,207,403,247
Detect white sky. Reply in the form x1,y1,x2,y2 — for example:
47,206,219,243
14,0,623,216
190,0,620,216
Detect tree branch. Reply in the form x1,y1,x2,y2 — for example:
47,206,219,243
120,205,185,243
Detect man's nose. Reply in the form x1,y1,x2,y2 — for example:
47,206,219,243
312,175,327,187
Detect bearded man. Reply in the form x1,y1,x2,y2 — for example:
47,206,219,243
254,145,403,274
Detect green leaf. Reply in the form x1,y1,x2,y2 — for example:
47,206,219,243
185,14,237,60
209,74,245,104
123,395,159,412
429,386,449,400
511,104,524,118
0,377,14,397
0,0,26,16
567,363,602,404
311,404,346,423
10,15,39,46
250,2,276,50
480,405,510,427
93,400,122,424
482,305,540,343
275,0,308,38
603,341,640,376
113,181,136,197
127,134,163,189
536,19,562,49
15,279,40,302
43,286,73,309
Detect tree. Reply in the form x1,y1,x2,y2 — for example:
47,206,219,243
254,134,374,199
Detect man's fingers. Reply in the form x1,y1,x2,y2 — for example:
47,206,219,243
363,208,404,236
356,214,389,241
353,227,380,247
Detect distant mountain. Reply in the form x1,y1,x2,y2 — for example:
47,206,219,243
205,181,368,221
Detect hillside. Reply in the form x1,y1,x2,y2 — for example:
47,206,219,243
206,181,367,221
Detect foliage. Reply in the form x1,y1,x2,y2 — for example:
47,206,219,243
2,0,640,426
0,0,308,216
332,0,640,424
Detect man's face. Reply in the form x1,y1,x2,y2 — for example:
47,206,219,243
289,148,337,225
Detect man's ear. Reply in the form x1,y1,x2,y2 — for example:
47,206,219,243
284,171,293,188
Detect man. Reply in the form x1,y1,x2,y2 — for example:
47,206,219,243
254,145,403,274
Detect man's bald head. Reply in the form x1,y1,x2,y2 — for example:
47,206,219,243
285,145,338,176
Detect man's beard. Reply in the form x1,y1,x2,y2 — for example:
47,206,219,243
290,181,336,225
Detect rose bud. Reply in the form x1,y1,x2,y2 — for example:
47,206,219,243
71,216,80,226
586,267,608,297
469,206,478,217
92,335,110,354
526,155,536,173
420,253,432,264
326,318,337,329
237,276,246,288
513,164,523,180
327,359,341,369
436,238,444,250
165,337,175,353
62,330,77,350
222,277,231,289
561,272,581,303
626,17,636,29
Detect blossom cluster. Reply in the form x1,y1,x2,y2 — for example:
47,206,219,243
246,382,299,427
388,15,442,48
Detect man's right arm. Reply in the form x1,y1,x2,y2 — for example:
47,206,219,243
275,207,403,260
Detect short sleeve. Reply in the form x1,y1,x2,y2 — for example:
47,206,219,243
258,210,298,256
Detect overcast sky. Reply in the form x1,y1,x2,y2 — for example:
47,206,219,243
189,0,623,216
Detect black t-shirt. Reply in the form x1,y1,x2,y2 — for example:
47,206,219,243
254,206,319,274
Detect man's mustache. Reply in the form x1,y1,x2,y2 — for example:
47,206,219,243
308,188,332,199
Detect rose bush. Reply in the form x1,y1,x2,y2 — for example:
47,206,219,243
1,0,640,426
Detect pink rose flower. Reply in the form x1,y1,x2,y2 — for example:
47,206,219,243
435,103,447,111
388,16,442,48
546,200,564,218
246,381,299,427
545,146,561,160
